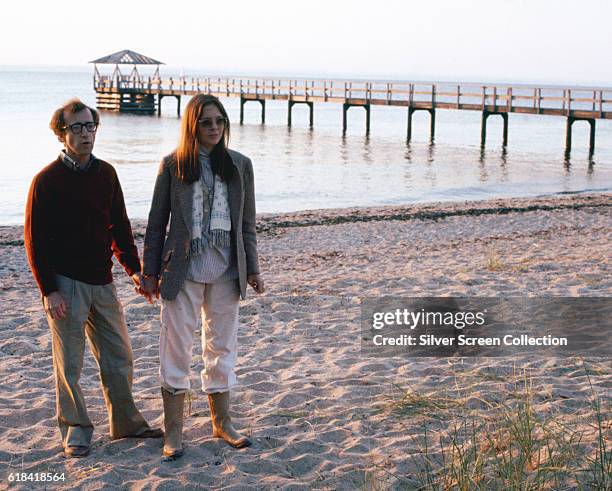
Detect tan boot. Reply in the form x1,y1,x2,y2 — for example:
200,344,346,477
161,388,185,459
208,392,251,448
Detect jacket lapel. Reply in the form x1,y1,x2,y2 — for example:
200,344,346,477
228,154,243,230
177,179,194,236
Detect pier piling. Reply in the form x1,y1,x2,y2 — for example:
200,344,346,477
156,94,181,117
481,111,509,147
288,101,314,128
240,97,266,125
343,103,371,135
407,108,436,143
565,117,596,154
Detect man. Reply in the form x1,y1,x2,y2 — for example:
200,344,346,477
24,98,162,458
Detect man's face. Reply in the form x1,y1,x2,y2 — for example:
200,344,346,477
60,108,97,157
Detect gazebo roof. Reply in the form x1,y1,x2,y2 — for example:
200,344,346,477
89,49,164,65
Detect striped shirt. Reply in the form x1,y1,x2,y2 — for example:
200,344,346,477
185,151,238,284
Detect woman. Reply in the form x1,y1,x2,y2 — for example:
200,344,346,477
142,94,264,459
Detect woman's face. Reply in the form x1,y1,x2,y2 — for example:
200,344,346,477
196,103,225,151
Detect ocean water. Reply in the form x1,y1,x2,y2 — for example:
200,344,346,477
0,67,611,225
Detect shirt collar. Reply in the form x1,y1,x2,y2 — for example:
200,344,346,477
198,146,211,159
59,149,96,173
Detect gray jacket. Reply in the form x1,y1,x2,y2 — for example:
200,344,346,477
143,149,260,300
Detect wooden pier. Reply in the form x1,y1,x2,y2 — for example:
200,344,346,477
94,74,611,153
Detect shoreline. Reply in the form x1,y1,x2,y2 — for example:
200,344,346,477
2,192,610,244
251,192,612,232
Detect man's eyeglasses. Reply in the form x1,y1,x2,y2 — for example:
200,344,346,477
63,122,99,134
197,117,227,129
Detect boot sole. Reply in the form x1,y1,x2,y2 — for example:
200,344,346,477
214,434,252,448
162,449,184,460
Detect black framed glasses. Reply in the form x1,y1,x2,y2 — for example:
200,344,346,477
63,122,98,134
197,117,227,129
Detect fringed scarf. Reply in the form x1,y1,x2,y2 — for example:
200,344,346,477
190,149,231,254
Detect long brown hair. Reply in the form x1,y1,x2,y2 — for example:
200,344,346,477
175,94,233,183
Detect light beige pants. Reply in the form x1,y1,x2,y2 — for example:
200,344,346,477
46,275,150,449
159,279,240,395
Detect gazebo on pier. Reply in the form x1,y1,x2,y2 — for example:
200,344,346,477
90,49,164,114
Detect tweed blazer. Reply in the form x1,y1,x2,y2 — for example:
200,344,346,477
143,149,260,300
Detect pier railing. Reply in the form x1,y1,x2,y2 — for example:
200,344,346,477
93,73,611,151
94,74,612,118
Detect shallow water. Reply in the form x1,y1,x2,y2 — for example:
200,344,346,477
0,68,610,225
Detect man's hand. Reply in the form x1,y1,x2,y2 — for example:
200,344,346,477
132,273,155,303
44,291,67,320
247,274,265,294
131,272,143,291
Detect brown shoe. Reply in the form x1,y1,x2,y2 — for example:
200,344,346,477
208,392,251,448
110,427,164,440
64,445,90,458
132,427,164,439
161,388,185,459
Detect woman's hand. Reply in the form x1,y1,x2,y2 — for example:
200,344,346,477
140,275,160,303
247,274,265,294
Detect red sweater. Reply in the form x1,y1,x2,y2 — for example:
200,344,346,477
24,157,141,296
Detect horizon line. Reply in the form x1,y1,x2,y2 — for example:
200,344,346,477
1,63,611,90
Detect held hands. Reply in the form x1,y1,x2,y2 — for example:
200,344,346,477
143,275,160,301
132,273,159,304
44,291,67,320
247,274,265,294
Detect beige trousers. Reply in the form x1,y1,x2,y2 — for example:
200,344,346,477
46,274,150,448
159,279,240,395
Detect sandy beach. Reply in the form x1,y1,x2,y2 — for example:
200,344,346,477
0,192,610,490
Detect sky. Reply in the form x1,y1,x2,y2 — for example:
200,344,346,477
2,0,611,85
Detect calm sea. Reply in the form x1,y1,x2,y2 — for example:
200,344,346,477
1,67,611,225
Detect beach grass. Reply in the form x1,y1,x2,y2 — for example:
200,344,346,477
383,384,463,419
582,359,612,491
370,361,612,490
486,251,504,272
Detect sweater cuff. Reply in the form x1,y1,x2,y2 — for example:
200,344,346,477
124,259,141,278
41,278,58,297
